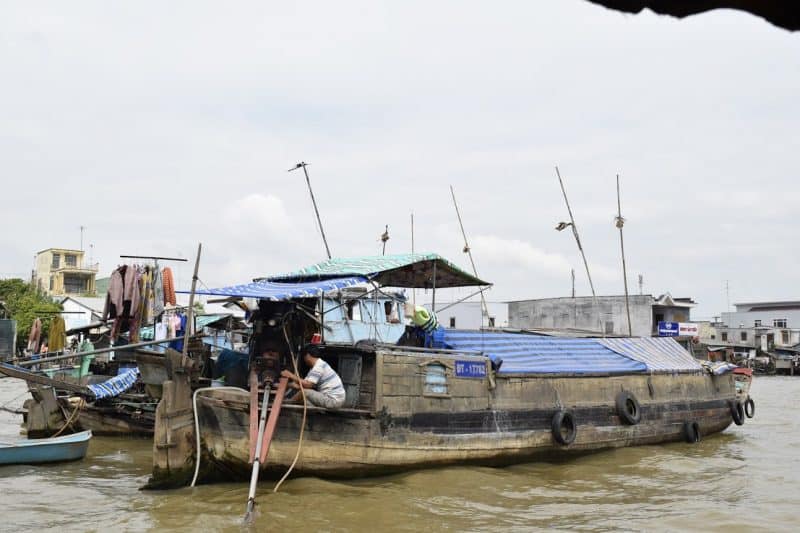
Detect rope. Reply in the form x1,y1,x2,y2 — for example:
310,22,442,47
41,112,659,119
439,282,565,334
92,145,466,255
190,386,244,487
273,314,307,493
52,397,84,438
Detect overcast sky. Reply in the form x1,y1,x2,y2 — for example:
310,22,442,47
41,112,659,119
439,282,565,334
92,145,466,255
1,1,798,319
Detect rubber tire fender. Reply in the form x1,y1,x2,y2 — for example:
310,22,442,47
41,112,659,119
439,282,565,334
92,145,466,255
616,391,642,425
683,420,701,443
551,410,577,446
729,400,745,426
744,397,755,419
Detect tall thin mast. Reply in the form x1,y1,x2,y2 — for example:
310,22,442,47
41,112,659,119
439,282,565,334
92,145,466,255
616,174,632,337
450,185,489,326
555,166,601,335
290,162,331,259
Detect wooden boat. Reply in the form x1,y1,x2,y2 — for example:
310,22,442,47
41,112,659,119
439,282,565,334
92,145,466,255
0,430,92,465
147,254,753,488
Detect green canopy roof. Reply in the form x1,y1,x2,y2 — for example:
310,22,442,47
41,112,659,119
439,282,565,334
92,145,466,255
265,253,490,289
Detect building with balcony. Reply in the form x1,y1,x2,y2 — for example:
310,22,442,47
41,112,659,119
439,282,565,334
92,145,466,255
33,248,98,297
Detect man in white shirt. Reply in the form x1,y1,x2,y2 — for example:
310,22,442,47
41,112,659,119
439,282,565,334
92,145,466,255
281,346,347,409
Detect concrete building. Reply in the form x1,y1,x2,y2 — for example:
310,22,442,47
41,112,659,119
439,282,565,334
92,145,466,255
699,300,800,353
33,248,98,297
426,300,509,330
59,296,106,332
508,293,694,337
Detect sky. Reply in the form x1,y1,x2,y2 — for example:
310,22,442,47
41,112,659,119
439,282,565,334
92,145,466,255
1,1,798,320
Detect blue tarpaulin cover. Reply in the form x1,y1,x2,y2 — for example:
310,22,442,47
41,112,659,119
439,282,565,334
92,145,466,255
178,276,368,300
87,367,139,399
433,329,648,374
597,337,703,372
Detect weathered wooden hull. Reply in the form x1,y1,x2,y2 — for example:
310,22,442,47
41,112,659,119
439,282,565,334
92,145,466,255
192,370,737,483
74,405,154,437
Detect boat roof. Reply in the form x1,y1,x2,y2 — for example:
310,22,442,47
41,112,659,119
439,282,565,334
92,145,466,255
264,252,490,289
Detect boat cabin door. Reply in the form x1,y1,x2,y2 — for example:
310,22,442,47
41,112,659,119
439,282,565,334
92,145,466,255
337,354,362,408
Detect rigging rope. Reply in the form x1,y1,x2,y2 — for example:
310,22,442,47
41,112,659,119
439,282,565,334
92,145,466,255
273,313,307,493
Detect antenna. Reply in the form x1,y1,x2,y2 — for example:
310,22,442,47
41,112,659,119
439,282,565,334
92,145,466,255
638,274,644,295
571,268,575,298
450,185,489,325
80,226,86,251
289,162,331,259
726,280,730,311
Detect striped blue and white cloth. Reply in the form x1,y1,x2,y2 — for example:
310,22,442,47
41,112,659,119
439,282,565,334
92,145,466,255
88,367,140,399
598,337,703,372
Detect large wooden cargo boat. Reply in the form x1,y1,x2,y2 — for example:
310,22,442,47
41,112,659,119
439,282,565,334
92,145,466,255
147,254,751,488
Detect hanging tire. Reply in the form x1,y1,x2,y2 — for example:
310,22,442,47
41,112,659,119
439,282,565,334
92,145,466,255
616,391,642,425
683,421,701,443
552,410,577,445
729,400,745,426
744,397,755,419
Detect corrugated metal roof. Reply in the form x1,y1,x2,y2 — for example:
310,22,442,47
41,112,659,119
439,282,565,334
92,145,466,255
266,253,489,288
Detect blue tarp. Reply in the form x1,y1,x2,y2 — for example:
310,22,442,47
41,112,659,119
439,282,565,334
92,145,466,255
177,276,367,300
598,337,702,372
432,329,648,374
87,367,139,399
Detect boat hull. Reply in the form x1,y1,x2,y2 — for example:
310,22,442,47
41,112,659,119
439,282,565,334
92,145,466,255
0,430,92,465
192,371,736,482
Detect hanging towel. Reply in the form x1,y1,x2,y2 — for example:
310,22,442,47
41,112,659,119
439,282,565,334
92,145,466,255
27,318,42,352
49,316,66,352
153,267,165,316
162,267,176,306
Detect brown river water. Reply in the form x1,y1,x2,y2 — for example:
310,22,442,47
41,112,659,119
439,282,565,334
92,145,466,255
0,376,796,532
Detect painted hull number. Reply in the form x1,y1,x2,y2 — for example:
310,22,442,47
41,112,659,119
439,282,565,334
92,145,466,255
455,360,487,378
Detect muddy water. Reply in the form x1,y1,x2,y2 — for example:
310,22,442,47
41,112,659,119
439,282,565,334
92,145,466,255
0,376,796,532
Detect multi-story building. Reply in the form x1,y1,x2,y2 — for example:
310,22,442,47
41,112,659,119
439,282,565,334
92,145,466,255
702,300,800,352
32,248,98,297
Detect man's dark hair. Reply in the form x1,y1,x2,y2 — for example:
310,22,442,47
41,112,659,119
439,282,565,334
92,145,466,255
303,344,321,357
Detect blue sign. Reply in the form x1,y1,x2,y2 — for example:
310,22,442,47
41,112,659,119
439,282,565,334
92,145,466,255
658,321,680,337
454,360,487,378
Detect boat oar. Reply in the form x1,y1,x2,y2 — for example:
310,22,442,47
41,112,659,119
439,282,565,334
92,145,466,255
244,379,271,524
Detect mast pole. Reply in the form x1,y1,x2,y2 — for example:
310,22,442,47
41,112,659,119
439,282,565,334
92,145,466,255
616,175,632,337
290,162,331,259
555,166,601,335
450,185,489,327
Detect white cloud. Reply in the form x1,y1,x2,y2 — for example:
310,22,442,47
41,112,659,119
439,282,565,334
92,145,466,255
472,235,571,274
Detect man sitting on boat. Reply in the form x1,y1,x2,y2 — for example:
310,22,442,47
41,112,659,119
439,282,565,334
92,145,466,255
280,345,346,409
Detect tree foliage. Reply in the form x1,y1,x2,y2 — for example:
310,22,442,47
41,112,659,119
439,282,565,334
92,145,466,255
0,278,62,351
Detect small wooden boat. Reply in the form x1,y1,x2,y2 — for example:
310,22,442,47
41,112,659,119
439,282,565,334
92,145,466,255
0,430,92,465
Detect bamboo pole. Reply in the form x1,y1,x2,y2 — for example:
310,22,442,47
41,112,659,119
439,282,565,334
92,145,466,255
183,243,202,357
450,185,489,327
616,175,633,337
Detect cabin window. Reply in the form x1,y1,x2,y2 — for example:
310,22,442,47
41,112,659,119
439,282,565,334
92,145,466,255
384,301,400,323
449,317,456,328
740,332,747,341
424,363,448,395
488,316,495,327
754,320,762,327
782,330,789,344
346,301,361,321
774,319,787,328
721,332,728,342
